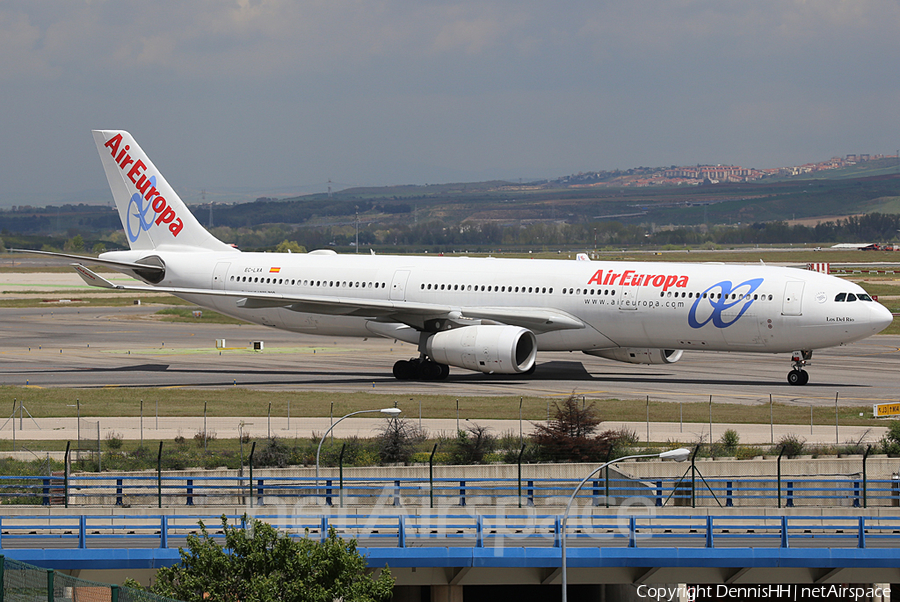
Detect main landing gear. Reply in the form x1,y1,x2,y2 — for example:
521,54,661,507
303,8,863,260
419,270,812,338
787,350,812,386
392,357,450,381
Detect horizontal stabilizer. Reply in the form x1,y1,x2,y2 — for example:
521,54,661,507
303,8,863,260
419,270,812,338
72,264,120,289
11,248,165,272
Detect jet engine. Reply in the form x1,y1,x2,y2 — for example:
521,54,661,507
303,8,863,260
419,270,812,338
426,325,537,374
584,348,683,365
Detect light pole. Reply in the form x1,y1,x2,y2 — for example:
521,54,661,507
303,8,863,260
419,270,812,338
316,408,401,498
560,447,690,602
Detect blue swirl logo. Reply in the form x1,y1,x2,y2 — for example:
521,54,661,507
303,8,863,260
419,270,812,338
688,278,764,329
125,176,158,243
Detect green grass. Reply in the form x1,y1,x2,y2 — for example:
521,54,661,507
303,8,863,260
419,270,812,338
0,295,187,308
0,386,886,427
155,307,250,325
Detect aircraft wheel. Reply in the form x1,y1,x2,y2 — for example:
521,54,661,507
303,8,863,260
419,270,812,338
437,363,450,380
392,360,416,380
418,360,443,381
787,369,807,386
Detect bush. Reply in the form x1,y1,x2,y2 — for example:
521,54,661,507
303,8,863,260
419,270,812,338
105,431,123,450
194,430,217,447
255,437,291,468
376,417,424,464
449,424,496,465
880,427,900,456
777,434,806,458
148,515,394,602
531,394,609,462
719,429,740,452
735,446,764,460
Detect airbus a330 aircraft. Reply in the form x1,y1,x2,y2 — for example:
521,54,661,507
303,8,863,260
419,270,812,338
21,131,894,385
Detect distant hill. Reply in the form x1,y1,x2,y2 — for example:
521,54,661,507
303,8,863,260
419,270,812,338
2,158,898,239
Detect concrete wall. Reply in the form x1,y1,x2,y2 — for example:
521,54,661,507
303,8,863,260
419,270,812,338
57,455,900,508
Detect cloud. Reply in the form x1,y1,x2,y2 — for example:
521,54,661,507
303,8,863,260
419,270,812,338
0,0,898,203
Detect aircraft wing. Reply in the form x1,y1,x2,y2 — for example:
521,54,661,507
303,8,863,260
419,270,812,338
72,265,584,333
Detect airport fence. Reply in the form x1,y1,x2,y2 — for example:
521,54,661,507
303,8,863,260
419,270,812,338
1,446,899,509
1,513,899,553
0,555,182,602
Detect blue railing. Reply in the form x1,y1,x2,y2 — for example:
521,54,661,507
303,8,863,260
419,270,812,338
0,513,898,551
2,474,898,508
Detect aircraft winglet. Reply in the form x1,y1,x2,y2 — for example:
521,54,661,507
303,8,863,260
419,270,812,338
72,264,120,289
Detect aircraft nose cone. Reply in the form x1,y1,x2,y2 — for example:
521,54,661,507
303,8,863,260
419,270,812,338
872,302,894,333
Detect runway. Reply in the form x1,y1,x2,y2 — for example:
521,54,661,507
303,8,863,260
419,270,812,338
1,305,898,407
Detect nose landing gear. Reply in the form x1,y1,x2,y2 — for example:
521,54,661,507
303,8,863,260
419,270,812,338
787,350,812,385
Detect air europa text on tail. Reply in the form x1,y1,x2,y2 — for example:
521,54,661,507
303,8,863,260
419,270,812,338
103,133,184,237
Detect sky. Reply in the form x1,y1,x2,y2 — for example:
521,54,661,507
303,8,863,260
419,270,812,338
1,0,899,208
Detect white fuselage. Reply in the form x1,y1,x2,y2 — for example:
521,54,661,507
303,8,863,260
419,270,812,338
103,248,892,355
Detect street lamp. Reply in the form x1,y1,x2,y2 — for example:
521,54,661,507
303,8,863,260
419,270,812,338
560,447,691,602
316,407,402,498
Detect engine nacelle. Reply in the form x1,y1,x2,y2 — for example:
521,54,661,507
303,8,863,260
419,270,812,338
584,348,683,365
426,325,537,374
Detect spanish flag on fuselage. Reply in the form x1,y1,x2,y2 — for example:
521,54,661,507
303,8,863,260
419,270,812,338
269,267,281,273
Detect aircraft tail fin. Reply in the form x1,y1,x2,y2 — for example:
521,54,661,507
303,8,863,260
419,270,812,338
92,130,234,252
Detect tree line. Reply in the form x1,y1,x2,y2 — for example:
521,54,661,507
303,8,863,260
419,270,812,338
218,212,900,252
3,212,899,255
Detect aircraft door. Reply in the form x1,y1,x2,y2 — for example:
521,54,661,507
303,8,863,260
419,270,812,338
212,262,230,290
618,286,638,310
782,281,804,316
390,270,411,301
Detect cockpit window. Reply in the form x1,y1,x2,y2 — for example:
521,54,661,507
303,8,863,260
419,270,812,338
846,293,857,302
834,293,846,302
858,293,873,301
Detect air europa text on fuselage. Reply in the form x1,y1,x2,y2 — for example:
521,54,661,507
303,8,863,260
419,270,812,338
587,269,688,292
103,134,184,238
